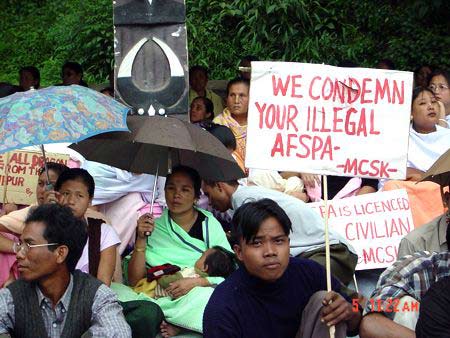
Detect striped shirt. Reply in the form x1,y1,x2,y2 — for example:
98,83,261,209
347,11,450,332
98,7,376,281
364,251,450,319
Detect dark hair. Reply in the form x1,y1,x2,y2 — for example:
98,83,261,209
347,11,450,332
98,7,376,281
202,179,239,187
378,59,395,70
192,96,214,120
204,246,236,278
38,162,69,177
226,78,250,96
62,61,83,76
240,55,259,64
428,69,450,86
231,198,292,244
337,59,358,68
165,165,201,198
25,204,87,272
55,168,95,198
206,124,236,150
189,65,208,78
412,87,435,107
100,86,114,96
62,62,88,87
19,66,40,89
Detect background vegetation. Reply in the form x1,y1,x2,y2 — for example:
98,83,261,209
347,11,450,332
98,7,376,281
0,0,448,86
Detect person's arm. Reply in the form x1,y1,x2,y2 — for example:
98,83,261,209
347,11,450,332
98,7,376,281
397,238,415,259
359,313,415,338
165,277,210,299
89,284,131,337
97,245,117,286
127,214,154,287
203,299,240,338
0,288,14,334
357,186,377,195
406,167,424,182
0,234,16,253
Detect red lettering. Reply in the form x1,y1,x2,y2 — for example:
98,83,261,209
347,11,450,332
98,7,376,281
291,75,303,98
375,79,391,104
360,78,373,104
286,134,297,156
287,105,299,132
309,76,321,100
322,77,333,100
345,108,357,135
369,109,381,135
271,133,284,157
392,80,404,104
272,75,290,96
255,102,267,129
332,107,343,132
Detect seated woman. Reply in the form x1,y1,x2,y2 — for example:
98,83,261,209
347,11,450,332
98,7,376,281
124,165,232,337
50,168,120,286
190,96,214,124
407,87,450,181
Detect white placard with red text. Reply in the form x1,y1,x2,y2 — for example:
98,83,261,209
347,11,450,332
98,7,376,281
309,189,413,270
246,61,413,179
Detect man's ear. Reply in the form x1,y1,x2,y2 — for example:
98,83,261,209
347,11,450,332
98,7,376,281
55,245,69,265
233,244,243,262
201,263,208,273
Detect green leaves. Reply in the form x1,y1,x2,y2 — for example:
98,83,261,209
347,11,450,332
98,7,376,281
0,0,449,85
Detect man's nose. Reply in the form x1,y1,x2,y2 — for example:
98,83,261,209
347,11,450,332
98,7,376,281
235,95,240,104
263,242,277,256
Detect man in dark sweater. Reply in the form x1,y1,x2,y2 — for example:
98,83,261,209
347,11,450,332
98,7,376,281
203,199,361,338
0,204,131,337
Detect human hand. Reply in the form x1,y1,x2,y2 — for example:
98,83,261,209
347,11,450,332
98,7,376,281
321,291,354,326
165,278,204,299
136,213,155,238
300,173,321,189
43,190,61,204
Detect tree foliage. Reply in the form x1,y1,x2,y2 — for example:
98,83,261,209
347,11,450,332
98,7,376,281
0,0,448,85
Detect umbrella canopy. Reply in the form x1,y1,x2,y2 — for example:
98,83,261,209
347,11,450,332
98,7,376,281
0,85,129,154
421,148,450,187
69,115,245,181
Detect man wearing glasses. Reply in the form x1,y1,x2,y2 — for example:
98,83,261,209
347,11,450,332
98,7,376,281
0,204,131,337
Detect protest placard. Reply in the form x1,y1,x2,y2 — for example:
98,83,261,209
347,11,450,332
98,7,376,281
0,150,69,205
309,189,414,270
246,62,413,179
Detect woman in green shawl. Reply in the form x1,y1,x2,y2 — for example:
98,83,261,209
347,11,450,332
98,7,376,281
126,165,232,337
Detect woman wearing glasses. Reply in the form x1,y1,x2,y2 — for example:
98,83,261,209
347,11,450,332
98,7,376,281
428,69,450,127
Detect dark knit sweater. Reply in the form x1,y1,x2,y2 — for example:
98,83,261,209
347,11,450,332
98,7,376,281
7,270,101,338
203,257,345,338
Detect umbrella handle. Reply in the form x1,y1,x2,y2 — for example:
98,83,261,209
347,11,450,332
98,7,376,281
145,163,159,236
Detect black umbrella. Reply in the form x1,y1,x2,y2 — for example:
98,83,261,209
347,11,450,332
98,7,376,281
69,115,245,182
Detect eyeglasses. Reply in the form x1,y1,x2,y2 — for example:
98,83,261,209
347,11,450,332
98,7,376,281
14,242,60,254
429,84,449,92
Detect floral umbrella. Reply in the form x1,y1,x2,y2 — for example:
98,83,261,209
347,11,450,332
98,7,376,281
0,85,130,154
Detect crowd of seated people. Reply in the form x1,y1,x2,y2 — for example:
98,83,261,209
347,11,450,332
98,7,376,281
0,56,449,338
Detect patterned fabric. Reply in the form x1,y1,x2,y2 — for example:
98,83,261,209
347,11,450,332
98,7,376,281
0,85,129,153
213,108,247,168
0,277,131,337
364,251,450,319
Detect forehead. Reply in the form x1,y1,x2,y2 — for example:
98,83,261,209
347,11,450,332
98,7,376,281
22,221,47,241
167,172,194,186
431,75,448,84
228,83,249,95
38,169,59,181
59,178,89,192
415,91,433,102
253,217,286,237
